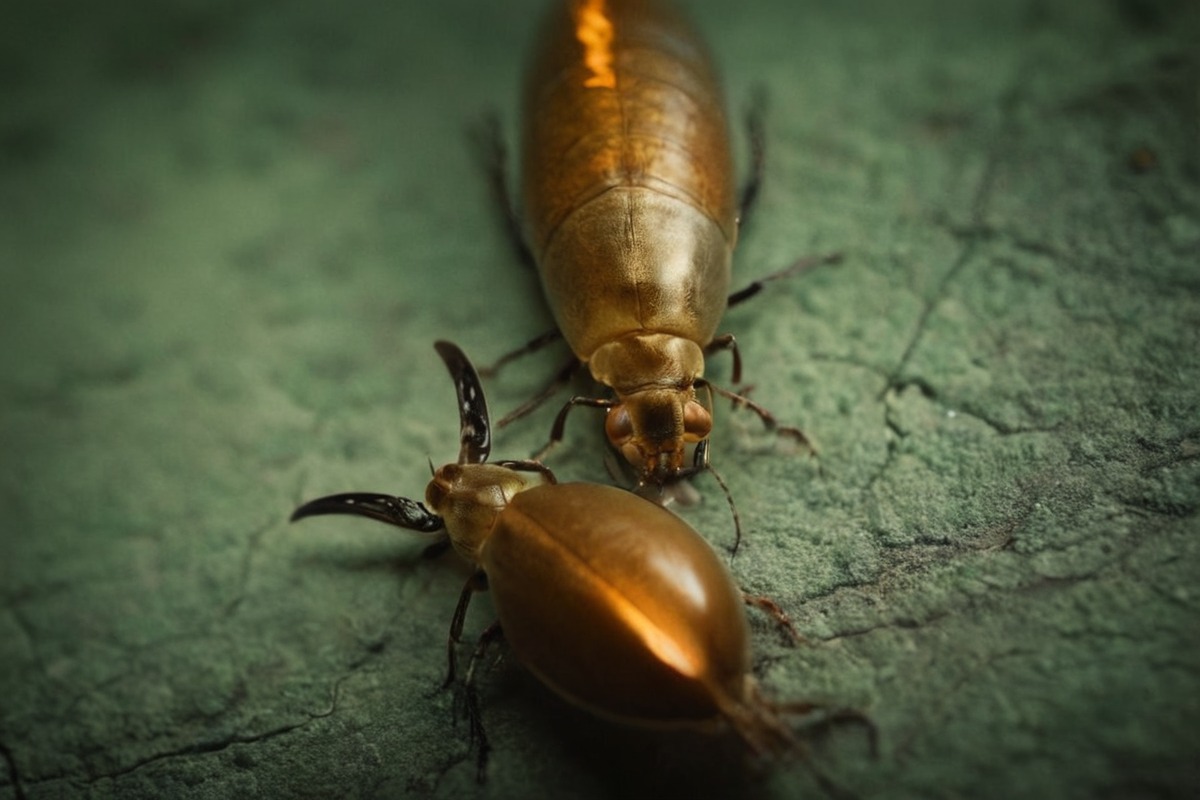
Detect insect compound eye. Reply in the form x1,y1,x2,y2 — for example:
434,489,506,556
682,401,713,442
425,480,448,511
605,405,634,446
426,463,464,512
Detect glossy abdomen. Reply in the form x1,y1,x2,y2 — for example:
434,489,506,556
480,482,750,726
521,0,737,361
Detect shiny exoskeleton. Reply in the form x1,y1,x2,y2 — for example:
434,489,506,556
291,341,812,774
521,0,741,484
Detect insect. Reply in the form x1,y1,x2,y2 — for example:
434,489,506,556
484,0,836,488
291,341,864,775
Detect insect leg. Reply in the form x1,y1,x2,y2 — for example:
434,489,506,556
680,436,746,555
492,459,559,485
440,571,489,691
736,86,768,232
462,621,505,783
707,382,816,454
533,396,618,461
705,333,744,384
741,593,802,644
479,328,564,379
773,701,880,759
470,112,535,268
726,251,843,308
495,354,580,427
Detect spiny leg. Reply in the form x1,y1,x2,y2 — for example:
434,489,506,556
467,116,589,436
727,252,844,309
686,440,744,556
742,593,803,644
705,333,744,385
495,355,580,429
439,571,488,691
707,381,816,454
470,112,534,269
493,459,559,484
532,396,617,461
757,690,879,798
775,702,880,759
478,328,564,379
461,621,505,783
737,86,768,232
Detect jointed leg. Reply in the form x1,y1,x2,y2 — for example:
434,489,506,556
478,328,564,379
440,571,488,690
461,621,505,782
742,593,802,644
727,252,844,308
533,396,617,461
471,113,534,268
687,445,745,556
737,87,768,231
493,459,559,485
495,355,579,428
775,702,880,759
706,333,744,385
706,381,816,454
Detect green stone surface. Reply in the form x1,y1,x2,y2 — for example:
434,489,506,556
2,1,1197,798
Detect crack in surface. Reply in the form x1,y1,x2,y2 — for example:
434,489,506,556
1134,431,1200,476
880,170,1001,399
5,4,1194,796
34,647,351,788
819,610,951,642
1120,495,1198,519
862,507,1171,635
946,403,1064,437
77,703,335,787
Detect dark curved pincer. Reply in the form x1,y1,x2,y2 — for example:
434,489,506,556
435,340,492,466
290,492,443,533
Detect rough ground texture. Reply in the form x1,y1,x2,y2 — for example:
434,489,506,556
2,0,1197,798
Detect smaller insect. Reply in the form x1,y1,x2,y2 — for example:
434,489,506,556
291,341,871,776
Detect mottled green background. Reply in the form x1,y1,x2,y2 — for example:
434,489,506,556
2,0,1197,798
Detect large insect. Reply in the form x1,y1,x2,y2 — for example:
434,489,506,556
486,0,831,488
291,341,865,775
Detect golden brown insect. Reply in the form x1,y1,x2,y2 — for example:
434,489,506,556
291,341,866,776
487,0,831,488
